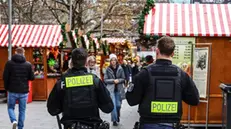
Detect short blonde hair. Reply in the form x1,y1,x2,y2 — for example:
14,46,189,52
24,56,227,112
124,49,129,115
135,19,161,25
16,47,25,55
87,56,96,63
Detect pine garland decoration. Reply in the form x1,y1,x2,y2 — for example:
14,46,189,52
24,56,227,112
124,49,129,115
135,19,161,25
138,0,155,34
137,0,160,48
74,29,79,48
87,32,96,53
59,23,67,48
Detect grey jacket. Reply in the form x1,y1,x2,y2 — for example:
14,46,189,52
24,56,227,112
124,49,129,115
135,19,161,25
104,65,125,98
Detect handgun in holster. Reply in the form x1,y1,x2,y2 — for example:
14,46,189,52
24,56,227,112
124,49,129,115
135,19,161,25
133,122,185,129
173,123,185,129
133,122,141,129
68,121,110,129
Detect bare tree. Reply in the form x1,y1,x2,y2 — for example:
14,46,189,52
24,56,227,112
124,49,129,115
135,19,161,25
0,0,146,36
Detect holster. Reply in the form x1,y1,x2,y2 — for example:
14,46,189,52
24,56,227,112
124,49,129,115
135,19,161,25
133,122,141,129
173,123,185,129
133,122,185,129
66,121,109,129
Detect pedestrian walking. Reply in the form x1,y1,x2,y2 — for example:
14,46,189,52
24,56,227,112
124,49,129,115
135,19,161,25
86,56,101,78
104,54,126,126
3,47,35,129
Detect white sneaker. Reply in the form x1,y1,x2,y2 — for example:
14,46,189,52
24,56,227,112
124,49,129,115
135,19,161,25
12,121,17,129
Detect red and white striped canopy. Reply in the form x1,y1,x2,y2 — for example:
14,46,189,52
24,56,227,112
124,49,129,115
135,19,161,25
143,4,231,37
0,24,129,48
0,25,62,47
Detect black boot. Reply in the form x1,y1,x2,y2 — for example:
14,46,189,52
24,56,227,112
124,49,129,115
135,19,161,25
113,122,118,126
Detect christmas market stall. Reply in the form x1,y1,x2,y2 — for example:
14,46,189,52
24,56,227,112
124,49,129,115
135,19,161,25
0,24,63,100
140,3,231,127
99,38,134,78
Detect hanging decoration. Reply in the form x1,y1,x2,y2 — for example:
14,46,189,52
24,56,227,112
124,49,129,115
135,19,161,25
48,59,56,67
102,40,110,56
87,32,97,55
138,0,155,34
59,23,67,48
75,29,87,49
137,0,160,48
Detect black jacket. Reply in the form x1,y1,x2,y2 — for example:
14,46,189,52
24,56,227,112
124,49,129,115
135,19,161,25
122,64,132,82
3,54,34,93
47,67,113,121
126,59,200,123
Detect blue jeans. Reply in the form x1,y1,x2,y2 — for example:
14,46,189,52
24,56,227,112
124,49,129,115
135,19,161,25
141,124,174,129
7,92,28,129
110,91,122,122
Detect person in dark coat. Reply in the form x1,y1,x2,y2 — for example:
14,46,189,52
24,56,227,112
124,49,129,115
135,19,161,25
3,47,34,129
126,36,199,129
47,48,113,129
142,55,154,68
121,60,132,85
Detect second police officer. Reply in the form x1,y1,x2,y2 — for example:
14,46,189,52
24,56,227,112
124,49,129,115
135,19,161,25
126,36,200,129
47,48,114,129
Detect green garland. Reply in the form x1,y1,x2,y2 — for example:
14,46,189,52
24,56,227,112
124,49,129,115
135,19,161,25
87,32,96,53
74,29,79,48
138,0,155,34
59,23,67,48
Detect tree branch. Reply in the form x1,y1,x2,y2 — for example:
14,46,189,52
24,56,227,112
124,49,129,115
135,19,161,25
56,0,69,7
91,29,124,33
88,0,119,32
42,0,62,24
83,15,102,25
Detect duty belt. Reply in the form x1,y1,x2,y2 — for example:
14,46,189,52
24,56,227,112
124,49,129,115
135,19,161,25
67,121,109,129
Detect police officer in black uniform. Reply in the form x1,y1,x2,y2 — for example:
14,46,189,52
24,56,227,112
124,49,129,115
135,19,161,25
126,36,200,129
47,48,114,129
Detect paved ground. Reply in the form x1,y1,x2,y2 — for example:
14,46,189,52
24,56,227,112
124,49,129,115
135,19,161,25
0,100,221,129
0,100,139,129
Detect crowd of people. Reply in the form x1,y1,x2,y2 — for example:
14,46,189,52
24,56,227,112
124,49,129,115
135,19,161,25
66,52,155,126
3,36,199,129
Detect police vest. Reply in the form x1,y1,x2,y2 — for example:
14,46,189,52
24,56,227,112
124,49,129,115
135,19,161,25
62,71,98,119
139,64,182,123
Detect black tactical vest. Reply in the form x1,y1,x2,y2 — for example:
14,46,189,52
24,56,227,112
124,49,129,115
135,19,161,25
61,70,98,119
139,64,182,123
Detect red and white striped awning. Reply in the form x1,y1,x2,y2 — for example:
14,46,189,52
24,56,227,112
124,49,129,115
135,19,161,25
0,25,62,47
143,4,231,37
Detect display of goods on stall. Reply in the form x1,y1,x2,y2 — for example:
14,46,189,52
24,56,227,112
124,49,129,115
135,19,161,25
47,47,61,77
33,48,44,79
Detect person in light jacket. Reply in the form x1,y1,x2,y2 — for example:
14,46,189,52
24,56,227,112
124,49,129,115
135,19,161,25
86,56,101,78
104,54,125,126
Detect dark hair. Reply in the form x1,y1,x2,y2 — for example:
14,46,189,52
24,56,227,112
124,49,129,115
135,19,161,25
157,36,175,56
16,47,25,54
71,48,88,68
145,55,154,64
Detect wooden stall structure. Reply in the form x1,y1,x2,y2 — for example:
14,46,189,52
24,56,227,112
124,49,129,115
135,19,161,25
142,4,231,126
98,38,133,78
0,25,62,100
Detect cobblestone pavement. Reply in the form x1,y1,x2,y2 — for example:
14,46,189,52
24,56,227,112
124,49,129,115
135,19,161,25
0,100,139,129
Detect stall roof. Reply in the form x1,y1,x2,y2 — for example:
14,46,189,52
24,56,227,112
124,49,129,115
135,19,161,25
0,24,129,48
143,4,231,37
0,25,62,47
102,38,127,43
